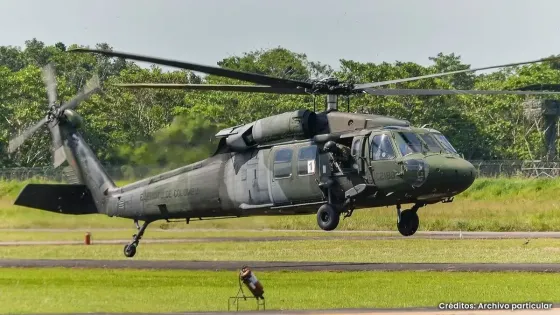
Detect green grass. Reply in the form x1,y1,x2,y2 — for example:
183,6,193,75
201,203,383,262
0,238,558,263
2,177,560,231
462,177,560,200
0,268,558,314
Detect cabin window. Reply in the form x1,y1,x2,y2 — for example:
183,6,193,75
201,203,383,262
273,148,293,178
297,145,317,176
370,134,395,160
419,133,443,152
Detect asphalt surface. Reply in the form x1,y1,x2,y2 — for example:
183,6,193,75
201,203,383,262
2,259,560,272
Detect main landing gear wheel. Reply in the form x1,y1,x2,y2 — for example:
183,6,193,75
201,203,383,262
317,204,340,231
397,209,419,236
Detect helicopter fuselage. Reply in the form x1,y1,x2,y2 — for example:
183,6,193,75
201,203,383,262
104,124,476,223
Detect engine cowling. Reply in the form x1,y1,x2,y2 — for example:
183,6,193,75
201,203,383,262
63,109,84,128
223,110,318,152
252,110,317,143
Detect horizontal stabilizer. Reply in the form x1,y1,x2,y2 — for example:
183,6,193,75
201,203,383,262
14,184,98,214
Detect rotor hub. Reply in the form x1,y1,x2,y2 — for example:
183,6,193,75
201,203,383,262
310,77,356,96
46,103,62,122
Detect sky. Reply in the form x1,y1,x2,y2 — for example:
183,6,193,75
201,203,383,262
1,0,560,72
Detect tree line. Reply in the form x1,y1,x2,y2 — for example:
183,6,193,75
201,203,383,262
1,38,559,169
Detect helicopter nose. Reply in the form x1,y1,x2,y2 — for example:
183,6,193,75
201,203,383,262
422,155,476,194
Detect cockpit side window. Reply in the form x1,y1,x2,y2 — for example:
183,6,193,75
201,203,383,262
394,132,423,156
351,138,362,157
419,133,443,152
370,134,396,161
432,133,458,154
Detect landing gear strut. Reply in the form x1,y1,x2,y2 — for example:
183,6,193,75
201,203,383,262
396,204,422,236
124,220,151,258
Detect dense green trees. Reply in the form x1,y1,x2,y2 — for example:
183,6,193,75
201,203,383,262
0,38,558,168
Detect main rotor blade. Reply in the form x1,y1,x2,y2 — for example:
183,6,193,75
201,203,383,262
355,56,560,89
363,88,560,96
68,48,313,90
115,83,309,95
7,117,48,153
59,74,101,111
42,63,57,106
516,84,560,91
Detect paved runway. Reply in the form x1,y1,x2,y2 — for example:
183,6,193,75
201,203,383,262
2,231,560,246
2,259,560,272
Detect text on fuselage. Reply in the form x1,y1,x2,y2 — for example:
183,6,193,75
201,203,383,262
140,188,199,201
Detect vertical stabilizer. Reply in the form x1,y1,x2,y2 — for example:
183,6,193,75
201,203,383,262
55,122,116,212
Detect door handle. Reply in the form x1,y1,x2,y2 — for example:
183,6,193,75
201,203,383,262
396,163,406,176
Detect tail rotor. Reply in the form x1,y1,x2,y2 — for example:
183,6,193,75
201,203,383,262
6,63,101,167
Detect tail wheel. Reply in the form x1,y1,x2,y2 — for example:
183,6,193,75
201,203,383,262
124,243,137,258
317,204,340,231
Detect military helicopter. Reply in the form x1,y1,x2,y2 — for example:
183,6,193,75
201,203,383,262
8,48,560,258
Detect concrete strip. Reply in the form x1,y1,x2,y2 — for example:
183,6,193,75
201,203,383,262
0,231,558,246
2,228,560,239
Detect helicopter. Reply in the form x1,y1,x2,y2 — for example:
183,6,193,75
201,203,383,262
8,48,560,258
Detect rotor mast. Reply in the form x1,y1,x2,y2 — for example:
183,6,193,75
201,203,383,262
326,94,338,111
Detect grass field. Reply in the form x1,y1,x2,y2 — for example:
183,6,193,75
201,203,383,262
0,268,558,314
0,177,558,314
0,238,557,263
2,177,560,231
3,175,558,265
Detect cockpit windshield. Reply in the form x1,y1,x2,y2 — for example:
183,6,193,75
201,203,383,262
432,133,457,154
418,133,444,152
393,132,424,156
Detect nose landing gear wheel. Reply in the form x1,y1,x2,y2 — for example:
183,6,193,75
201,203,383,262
397,209,419,236
317,204,340,231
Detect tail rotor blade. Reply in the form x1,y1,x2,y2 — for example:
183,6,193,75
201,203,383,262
7,117,48,153
42,63,58,106
59,74,101,111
